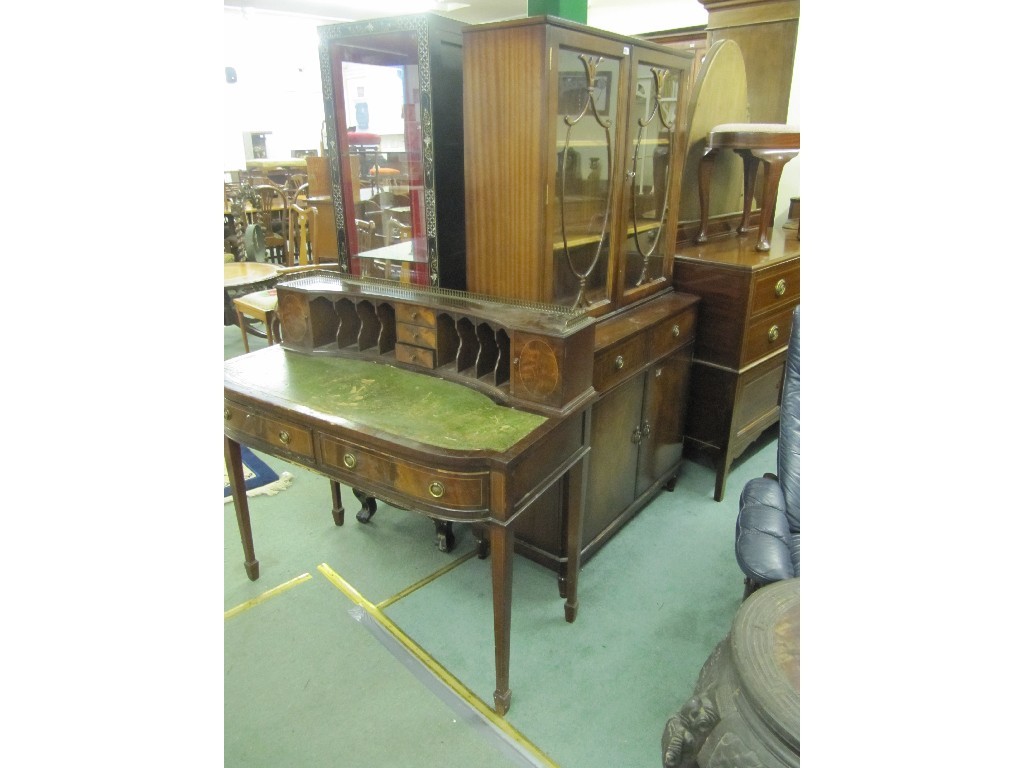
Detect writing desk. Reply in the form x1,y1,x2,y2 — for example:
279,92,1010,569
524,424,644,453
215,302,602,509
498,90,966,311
225,345,590,715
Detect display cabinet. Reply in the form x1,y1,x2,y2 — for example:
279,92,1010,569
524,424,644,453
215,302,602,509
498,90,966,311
460,17,700,581
462,16,693,317
318,14,467,289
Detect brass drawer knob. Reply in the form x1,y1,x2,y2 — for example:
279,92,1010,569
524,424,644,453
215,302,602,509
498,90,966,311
671,324,680,338
343,453,357,469
614,355,625,370
428,481,445,498
775,279,787,297
224,408,232,421
278,430,291,444
768,325,780,343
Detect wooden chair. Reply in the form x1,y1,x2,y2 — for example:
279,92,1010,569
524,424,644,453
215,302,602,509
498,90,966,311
233,288,280,354
285,203,318,267
354,218,376,253
283,174,308,206
250,184,289,263
232,264,327,352
391,221,412,243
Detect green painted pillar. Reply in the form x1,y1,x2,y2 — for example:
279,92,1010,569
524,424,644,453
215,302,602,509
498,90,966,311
527,0,588,24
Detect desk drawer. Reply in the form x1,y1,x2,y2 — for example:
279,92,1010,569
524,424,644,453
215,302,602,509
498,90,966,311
396,304,436,328
224,400,315,458
397,322,437,349
750,263,800,316
650,308,697,361
319,435,488,510
594,333,646,392
744,306,796,366
396,342,437,369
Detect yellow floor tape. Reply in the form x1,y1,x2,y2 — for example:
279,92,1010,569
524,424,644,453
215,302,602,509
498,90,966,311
224,572,312,620
317,562,558,768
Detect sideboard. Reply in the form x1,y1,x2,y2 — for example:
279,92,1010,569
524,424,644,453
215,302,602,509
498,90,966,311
672,228,799,500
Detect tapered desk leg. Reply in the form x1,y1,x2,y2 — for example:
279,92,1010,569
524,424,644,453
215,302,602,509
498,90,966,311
225,436,259,580
490,523,514,716
563,452,588,623
329,480,345,526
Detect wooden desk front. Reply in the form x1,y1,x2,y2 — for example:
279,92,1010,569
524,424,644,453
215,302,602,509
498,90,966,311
224,346,590,715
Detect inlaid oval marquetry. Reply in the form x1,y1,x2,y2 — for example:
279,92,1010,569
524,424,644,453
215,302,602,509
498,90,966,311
515,339,560,397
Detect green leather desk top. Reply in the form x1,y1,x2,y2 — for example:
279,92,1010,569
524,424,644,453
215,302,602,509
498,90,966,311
224,346,548,453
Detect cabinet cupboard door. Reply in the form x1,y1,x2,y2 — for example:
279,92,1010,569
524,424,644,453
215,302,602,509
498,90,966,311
635,348,691,493
584,373,644,544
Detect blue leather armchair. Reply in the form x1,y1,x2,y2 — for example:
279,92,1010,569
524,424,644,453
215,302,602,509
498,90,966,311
735,305,800,599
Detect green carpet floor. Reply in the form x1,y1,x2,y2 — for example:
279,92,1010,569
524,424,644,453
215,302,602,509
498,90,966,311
224,324,778,767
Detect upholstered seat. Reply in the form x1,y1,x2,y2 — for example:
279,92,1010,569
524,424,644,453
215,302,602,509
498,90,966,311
735,305,799,598
233,288,279,354
697,123,799,252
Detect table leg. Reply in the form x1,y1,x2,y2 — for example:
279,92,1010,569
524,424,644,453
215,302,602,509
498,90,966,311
562,453,588,623
736,149,760,234
695,147,718,244
750,149,793,252
234,309,251,354
330,480,345,526
490,522,514,716
225,436,259,580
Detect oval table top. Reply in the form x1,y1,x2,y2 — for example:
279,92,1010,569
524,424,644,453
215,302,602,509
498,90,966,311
224,261,279,289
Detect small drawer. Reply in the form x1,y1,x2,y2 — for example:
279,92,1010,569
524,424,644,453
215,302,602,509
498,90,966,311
224,401,315,458
744,306,796,365
396,304,437,328
320,437,394,487
650,309,697,360
320,435,488,510
396,342,437,369
593,333,646,392
751,263,800,316
393,464,487,510
397,322,437,350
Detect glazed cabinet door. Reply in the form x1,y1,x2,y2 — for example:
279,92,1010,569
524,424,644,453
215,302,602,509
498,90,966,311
548,30,631,312
617,47,689,308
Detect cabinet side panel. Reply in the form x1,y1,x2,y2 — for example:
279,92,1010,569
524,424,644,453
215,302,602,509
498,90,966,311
673,260,748,367
464,27,548,300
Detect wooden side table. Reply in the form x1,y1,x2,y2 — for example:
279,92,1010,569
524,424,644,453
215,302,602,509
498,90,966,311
696,125,799,252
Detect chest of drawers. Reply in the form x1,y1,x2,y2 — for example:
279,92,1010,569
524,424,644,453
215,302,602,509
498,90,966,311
673,230,799,500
